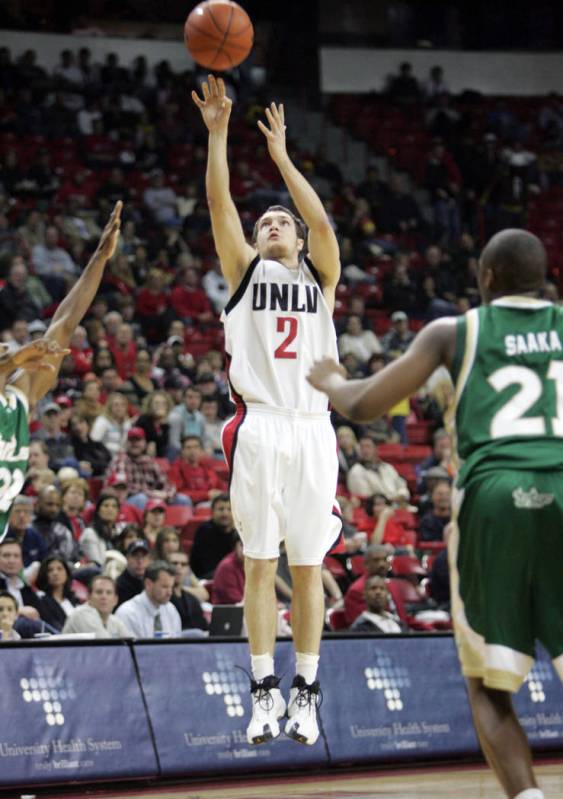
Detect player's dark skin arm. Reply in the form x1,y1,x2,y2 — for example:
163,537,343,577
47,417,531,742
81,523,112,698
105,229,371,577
307,318,457,421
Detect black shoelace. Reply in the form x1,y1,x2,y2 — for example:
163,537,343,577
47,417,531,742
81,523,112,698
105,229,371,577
249,674,281,712
292,676,323,709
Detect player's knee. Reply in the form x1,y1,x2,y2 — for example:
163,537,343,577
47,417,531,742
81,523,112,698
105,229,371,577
244,555,278,585
288,564,322,588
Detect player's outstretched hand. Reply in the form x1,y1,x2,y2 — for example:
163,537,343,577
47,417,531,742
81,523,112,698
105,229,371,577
192,75,233,133
257,102,288,164
306,357,347,393
0,339,70,375
95,200,122,262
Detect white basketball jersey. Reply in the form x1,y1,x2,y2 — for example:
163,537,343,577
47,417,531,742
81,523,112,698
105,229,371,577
221,256,338,412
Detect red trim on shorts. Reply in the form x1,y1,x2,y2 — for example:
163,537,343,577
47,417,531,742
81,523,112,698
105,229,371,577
222,353,247,490
328,504,345,554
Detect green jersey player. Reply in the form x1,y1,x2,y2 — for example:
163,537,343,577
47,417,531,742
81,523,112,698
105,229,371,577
0,201,122,542
308,228,559,799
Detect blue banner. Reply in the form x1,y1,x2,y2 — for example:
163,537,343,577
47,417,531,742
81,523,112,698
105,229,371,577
319,636,480,763
513,645,563,751
0,643,158,786
134,640,328,776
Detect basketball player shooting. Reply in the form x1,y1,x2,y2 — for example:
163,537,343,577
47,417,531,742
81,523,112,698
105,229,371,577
192,75,341,746
0,201,122,542
308,229,561,799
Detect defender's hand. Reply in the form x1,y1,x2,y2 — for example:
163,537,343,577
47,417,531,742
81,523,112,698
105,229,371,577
0,339,70,375
95,200,122,262
307,357,347,393
192,75,232,133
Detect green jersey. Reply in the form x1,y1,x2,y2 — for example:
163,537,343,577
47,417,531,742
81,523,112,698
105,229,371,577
0,386,29,539
450,297,563,487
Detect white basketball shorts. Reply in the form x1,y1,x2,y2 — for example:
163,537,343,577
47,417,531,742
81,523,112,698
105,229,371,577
222,403,341,565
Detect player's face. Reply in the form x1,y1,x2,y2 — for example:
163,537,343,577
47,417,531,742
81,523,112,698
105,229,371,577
255,212,303,263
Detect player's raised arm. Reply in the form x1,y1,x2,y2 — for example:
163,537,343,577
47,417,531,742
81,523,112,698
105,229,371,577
258,103,340,299
192,75,256,292
14,201,122,407
307,318,456,422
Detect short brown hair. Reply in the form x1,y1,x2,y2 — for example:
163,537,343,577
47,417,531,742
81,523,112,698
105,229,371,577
251,205,307,247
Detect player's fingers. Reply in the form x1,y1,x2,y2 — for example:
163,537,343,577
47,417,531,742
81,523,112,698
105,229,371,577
113,199,123,218
217,77,225,97
279,103,285,125
257,120,271,137
264,107,274,128
208,74,218,95
191,90,204,108
201,81,210,100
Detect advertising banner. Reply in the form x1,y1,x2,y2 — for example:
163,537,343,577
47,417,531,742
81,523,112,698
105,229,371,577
0,643,157,786
134,640,329,776
513,645,563,751
319,636,480,763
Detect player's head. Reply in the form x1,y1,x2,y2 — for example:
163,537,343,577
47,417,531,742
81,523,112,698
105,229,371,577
252,206,307,264
478,229,547,303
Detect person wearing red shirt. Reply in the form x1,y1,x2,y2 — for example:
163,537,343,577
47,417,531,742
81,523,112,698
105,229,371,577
170,267,213,324
212,537,245,604
109,322,137,379
168,435,226,505
370,494,416,549
135,268,170,343
69,325,93,376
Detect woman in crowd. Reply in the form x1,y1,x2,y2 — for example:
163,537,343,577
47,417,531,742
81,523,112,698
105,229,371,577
80,492,121,568
135,390,173,457
370,493,416,549
70,413,112,476
121,348,156,406
142,501,167,548
336,425,360,478
36,556,79,632
73,374,105,426
90,392,132,456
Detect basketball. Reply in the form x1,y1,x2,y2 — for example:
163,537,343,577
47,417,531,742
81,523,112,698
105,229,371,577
184,0,254,71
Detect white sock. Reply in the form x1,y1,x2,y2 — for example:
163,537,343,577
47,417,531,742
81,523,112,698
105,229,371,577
295,652,319,684
514,789,544,799
250,653,275,682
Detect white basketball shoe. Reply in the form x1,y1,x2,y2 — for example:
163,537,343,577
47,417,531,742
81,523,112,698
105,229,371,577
246,675,287,745
284,675,322,745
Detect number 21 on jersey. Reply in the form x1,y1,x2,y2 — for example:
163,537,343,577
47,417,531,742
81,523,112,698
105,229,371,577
274,316,298,359
488,361,563,438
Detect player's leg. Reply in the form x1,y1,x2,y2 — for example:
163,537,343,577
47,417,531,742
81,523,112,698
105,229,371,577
283,416,339,745
451,473,542,795
466,678,541,798
224,411,287,743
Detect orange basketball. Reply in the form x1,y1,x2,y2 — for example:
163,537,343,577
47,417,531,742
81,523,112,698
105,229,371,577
184,0,254,71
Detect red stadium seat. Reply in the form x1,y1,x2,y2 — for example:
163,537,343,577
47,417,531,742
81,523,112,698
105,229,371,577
327,607,348,631
180,519,202,550
87,477,103,502
165,505,193,529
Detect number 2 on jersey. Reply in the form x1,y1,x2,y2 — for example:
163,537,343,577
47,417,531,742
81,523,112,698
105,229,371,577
274,316,298,359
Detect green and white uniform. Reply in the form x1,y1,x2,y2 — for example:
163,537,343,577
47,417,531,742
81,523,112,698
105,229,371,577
449,297,563,692
0,386,29,542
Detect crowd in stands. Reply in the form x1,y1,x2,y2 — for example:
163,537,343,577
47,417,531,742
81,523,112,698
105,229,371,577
0,47,560,641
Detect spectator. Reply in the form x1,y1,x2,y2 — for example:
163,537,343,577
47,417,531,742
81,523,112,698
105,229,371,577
135,390,172,457
8,318,29,348
0,591,20,641
32,224,77,297
370,494,414,549
202,259,229,314
167,386,206,456
35,556,78,632
73,374,104,424
0,538,42,620
32,403,76,472
143,169,180,225
0,260,41,330
424,66,449,100
6,496,47,569
142,500,167,548
69,413,112,476
212,535,245,605
169,551,208,633
350,575,406,633
108,322,137,380
190,494,237,579
336,425,360,478
54,395,74,432
416,428,453,490
105,427,186,510
135,268,171,344
116,560,181,638
338,314,382,363
429,523,452,609
90,392,132,456
382,257,418,313
121,348,157,407
170,267,214,325
422,138,462,245
116,539,151,606
344,544,405,627
58,479,88,542
33,486,80,563
347,436,410,504
381,311,415,358
419,481,452,542
62,575,132,639
168,436,226,505
201,396,224,457
80,492,120,567
386,62,421,104
417,466,451,516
